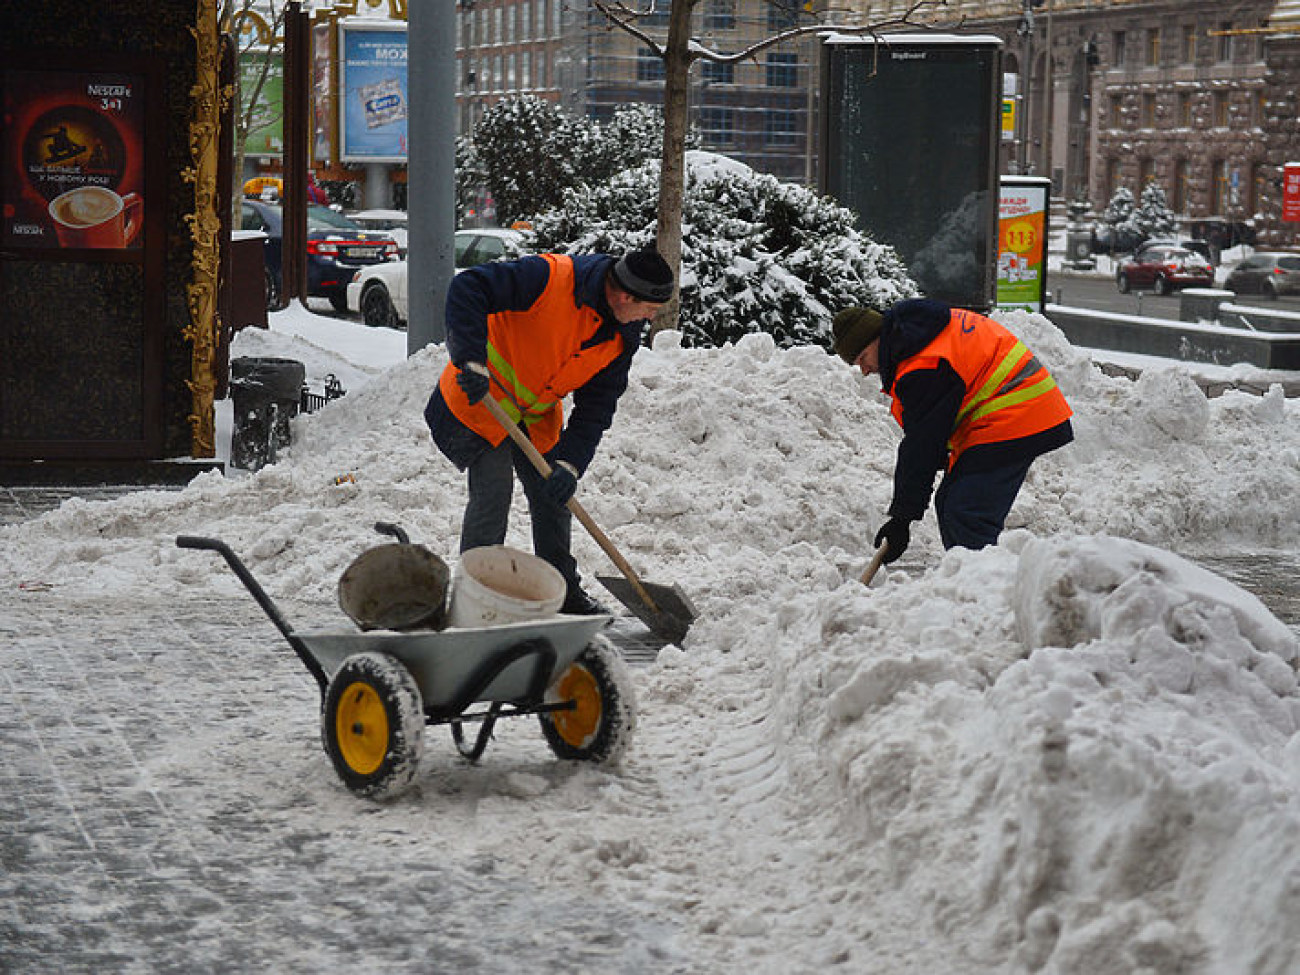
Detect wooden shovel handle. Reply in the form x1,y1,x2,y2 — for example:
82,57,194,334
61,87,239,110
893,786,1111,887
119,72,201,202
860,542,889,586
476,388,662,614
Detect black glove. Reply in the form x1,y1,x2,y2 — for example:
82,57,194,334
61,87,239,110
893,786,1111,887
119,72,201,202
456,364,490,404
543,462,578,507
874,518,910,564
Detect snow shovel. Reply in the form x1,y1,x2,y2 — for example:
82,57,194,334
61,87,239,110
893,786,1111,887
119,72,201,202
860,542,889,587
478,393,697,644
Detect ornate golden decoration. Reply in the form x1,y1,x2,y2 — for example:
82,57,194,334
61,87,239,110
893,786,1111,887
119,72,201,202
183,0,230,458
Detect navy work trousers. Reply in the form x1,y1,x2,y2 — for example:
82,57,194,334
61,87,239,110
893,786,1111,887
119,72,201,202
461,438,580,593
933,456,1035,551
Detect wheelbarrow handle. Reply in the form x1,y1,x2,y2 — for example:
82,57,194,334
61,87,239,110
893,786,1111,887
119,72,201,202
175,534,329,694
176,535,296,644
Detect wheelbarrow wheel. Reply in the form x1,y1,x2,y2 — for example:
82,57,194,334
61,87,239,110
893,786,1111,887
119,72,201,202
322,652,425,799
539,635,636,765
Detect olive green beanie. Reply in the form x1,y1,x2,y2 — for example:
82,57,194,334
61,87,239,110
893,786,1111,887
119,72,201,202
832,307,883,364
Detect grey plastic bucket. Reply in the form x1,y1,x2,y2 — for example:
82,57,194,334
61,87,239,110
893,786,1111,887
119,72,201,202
337,543,450,632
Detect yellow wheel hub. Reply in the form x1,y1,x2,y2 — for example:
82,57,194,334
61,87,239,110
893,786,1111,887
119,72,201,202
335,681,390,775
552,664,602,748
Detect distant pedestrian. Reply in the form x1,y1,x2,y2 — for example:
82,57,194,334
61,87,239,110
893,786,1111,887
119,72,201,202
425,247,674,614
833,299,1073,562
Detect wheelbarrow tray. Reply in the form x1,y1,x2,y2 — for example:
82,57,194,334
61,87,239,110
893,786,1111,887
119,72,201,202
296,615,611,711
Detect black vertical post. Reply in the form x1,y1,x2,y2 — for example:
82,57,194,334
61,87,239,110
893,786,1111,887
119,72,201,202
281,0,310,307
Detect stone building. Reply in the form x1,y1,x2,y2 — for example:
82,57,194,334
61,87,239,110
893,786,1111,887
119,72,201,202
931,0,1300,246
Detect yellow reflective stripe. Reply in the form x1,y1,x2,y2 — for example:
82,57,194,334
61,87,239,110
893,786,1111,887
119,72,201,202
965,374,1060,426
955,340,1028,427
485,342,558,425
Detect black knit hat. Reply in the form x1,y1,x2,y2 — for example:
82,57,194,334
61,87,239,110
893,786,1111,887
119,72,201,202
611,247,675,303
832,307,884,364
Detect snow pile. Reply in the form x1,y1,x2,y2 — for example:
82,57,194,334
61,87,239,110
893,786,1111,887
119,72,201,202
2,306,1298,972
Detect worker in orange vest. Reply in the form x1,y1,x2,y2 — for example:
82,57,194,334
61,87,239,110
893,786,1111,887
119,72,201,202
833,299,1073,562
426,247,674,614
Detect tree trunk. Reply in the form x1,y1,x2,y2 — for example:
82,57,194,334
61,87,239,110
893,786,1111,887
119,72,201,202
651,0,698,336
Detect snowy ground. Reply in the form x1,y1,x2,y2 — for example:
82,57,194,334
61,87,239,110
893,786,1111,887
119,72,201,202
2,302,1298,974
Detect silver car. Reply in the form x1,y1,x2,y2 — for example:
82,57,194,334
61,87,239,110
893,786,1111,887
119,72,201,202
1224,252,1300,299
346,228,525,329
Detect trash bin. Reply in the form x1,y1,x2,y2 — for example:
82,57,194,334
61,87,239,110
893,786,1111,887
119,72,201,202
229,356,305,471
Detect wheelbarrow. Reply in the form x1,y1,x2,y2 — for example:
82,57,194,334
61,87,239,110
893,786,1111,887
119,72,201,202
175,532,637,800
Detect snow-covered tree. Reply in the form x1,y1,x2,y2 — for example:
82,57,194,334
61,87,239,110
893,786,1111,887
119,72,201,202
527,151,916,349
1135,182,1179,239
469,96,670,227
1101,187,1142,253
591,0,955,330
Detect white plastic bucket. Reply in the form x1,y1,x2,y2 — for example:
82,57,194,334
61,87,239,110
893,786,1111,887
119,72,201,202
447,545,566,628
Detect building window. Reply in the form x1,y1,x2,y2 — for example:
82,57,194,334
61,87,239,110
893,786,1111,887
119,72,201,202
703,59,734,84
1172,159,1189,212
1182,24,1197,63
699,106,736,146
1138,157,1155,188
1145,28,1160,67
493,6,502,45
1109,93,1124,128
1112,30,1126,67
505,3,514,44
766,52,798,87
1178,92,1193,127
643,4,669,27
521,1,532,37
520,52,531,89
1212,90,1229,127
764,110,798,145
705,0,735,32
1212,158,1229,213
1217,22,1233,62
1105,157,1121,202
768,3,799,30
638,48,666,82
1141,93,1156,127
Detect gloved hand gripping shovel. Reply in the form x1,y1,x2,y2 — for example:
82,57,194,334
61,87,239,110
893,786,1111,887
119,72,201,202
478,392,697,645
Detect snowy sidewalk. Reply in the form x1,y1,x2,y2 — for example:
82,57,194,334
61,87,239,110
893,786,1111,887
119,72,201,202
0,591,682,974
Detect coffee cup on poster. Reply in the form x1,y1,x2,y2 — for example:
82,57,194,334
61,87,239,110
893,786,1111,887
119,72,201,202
48,185,142,249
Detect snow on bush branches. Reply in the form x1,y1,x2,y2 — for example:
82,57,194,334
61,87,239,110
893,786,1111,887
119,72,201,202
528,151,917,349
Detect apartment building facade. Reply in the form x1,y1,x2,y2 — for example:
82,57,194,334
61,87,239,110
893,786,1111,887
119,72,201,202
454,0,820,182
930,0,1300,246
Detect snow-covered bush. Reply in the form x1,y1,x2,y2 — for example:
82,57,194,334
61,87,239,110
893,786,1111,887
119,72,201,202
528,151,917,349
469,96,668,227
1135,182,1179,239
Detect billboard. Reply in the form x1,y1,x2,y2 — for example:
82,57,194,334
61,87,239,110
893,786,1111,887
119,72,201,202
339,20,408,163
820,34,1003,310
2,66,147,250
312,21,336,166
996,176,1050,312
239,49,284,158
1283,162,1300,224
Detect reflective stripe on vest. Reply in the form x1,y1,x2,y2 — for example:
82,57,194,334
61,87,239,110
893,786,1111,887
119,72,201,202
890,310,1072,467
438,254,625,453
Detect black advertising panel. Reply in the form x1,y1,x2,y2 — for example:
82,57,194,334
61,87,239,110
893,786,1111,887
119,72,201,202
820,34,1002,310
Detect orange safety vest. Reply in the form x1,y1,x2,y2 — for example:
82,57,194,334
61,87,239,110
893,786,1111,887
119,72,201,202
438,254,626,454
889,308,1072,469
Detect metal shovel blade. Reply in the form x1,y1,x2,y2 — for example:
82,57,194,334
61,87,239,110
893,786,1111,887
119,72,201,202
596,575,697,645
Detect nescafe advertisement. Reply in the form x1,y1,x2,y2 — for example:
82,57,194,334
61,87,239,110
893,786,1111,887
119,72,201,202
2,68,146,250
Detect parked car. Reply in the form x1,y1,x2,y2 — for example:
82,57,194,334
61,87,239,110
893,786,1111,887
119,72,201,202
1223,252,1300,299
1142,237,1214,268
241,199,399,312
346,208,408,256
347,227,525,328
1115,243,1214,295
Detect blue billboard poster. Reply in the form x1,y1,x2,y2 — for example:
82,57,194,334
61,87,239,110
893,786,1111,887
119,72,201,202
339,21,408,163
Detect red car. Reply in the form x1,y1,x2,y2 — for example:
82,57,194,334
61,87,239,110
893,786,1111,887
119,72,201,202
1116,243,1214,295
